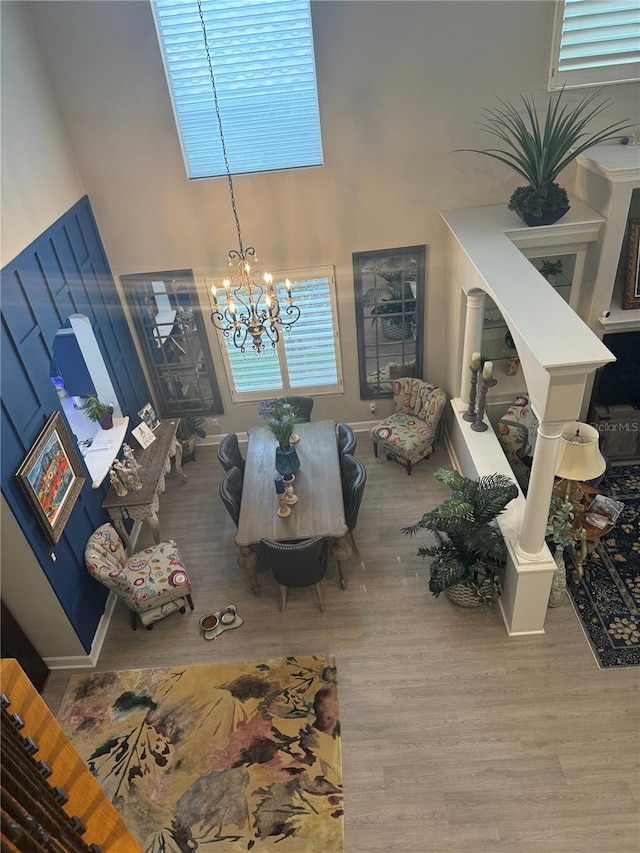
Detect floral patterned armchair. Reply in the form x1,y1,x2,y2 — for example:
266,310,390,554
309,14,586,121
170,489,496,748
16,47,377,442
84,523,194,630
369,377,447,474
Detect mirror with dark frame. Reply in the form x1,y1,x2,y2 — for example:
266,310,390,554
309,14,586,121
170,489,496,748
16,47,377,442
353,245,426,398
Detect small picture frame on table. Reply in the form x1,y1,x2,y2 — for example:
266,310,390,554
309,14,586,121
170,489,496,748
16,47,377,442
622,218,640,310
15,412,86,544
138,402,161,431
132,421,157,449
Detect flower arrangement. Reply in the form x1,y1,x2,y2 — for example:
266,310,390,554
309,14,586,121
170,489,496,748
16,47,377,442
258,399,301,448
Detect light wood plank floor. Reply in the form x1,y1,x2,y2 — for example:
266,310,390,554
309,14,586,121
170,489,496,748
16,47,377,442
43,437,640,852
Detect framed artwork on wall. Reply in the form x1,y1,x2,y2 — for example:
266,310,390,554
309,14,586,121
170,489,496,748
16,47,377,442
16,412,86,545
622,218,640,310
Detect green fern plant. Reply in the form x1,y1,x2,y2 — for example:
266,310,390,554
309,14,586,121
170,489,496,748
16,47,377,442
402,468,518,604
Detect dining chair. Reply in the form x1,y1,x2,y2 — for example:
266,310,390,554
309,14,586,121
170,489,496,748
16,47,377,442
217,432,245,474
260,536,329,612
219,466,243,527
341,454,367,555
84,523,194,630
337,423,357,459
285,396,314,422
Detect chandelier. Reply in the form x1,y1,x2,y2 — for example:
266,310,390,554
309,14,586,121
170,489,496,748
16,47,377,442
197,0,301,354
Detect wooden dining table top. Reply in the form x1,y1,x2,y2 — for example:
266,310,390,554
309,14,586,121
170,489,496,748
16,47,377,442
235,419,347,548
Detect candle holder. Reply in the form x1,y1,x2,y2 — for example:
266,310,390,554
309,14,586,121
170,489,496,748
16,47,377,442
462,364,481,422
284,479,298,505
470,375,498,432
277,494,291,517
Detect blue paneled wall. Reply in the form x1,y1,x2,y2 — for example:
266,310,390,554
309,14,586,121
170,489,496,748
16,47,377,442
1,197,151,651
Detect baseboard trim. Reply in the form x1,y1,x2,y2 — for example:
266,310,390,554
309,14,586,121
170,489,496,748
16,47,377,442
43,594,116,670
200,422,380,446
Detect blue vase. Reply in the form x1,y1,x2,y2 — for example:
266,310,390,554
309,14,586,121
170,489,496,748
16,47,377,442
275,443,300,477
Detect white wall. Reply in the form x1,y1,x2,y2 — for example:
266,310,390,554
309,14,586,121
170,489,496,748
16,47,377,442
0,1,85,266
23,1,640,434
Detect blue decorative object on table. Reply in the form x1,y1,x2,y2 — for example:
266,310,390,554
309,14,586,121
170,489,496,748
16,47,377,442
275,443,300,477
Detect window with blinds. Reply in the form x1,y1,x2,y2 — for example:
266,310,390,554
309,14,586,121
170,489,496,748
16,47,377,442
151,0,323,178
216,268,342,401
549,0,640,90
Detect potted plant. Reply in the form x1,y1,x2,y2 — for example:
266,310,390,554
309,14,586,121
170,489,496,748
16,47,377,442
454,88,632,226
546,495,585,607
176,415,206,463
362,263,416,341
81,394,114,430
402,468,518,606
258,399,302,476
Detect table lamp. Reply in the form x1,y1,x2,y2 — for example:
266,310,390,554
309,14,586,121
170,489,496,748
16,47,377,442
555,421,606,502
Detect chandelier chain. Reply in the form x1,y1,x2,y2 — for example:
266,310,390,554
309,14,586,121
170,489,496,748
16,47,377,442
197,0,244,256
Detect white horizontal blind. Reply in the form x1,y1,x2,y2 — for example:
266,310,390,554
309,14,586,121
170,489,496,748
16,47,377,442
218,267,341,401
549,0,640,89
151,0,323,178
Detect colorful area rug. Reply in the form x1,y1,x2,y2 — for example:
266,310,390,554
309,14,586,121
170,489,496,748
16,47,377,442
57,656,344,851
567,465,640,668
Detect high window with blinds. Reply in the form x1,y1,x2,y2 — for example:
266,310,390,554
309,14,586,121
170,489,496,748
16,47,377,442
151,0,323,178
549,0,640,90
212,267,342,402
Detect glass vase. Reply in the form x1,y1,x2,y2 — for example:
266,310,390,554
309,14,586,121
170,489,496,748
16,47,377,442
275,443,300,477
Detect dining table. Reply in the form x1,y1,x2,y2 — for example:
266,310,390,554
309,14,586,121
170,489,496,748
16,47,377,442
235,419,352,595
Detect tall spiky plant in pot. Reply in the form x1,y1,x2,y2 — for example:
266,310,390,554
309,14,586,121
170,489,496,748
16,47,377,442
454,88,632,226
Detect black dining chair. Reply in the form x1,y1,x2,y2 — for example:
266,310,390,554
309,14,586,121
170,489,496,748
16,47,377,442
341,454,367,555
260,536,329,612
217,433,245,474
285,396,314,422
219,466,243,527
337,423,357,459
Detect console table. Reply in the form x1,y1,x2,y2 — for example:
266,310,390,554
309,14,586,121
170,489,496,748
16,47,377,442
102,418,188,552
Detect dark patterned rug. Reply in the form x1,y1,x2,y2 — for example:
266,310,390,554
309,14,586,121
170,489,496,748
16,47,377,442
57,656,344,851
567,465,640,668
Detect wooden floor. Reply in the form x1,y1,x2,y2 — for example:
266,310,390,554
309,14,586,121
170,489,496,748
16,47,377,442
43,437,640,852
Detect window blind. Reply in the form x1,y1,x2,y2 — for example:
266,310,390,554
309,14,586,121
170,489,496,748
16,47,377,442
218,269,341,401
549,0,640,89
151,0,323,178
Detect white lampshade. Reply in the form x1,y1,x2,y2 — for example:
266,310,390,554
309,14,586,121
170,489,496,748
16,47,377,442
555,421,606,482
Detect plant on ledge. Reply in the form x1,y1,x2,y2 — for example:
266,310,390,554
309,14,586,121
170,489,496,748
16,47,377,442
453,87,632,227
402,468,518,606
81,395,114,430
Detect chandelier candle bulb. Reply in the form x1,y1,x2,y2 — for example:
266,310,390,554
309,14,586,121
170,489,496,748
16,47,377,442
482,360,493,379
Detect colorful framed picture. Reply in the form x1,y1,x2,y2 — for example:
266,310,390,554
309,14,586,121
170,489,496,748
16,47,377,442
622,218,640,310
16,412,86,544
138,402,161,431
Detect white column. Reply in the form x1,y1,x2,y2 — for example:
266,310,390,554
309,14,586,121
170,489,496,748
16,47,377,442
461,290,486,404
515,421,564,561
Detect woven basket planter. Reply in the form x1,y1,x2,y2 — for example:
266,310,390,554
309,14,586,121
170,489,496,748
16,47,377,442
445,581,493,608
